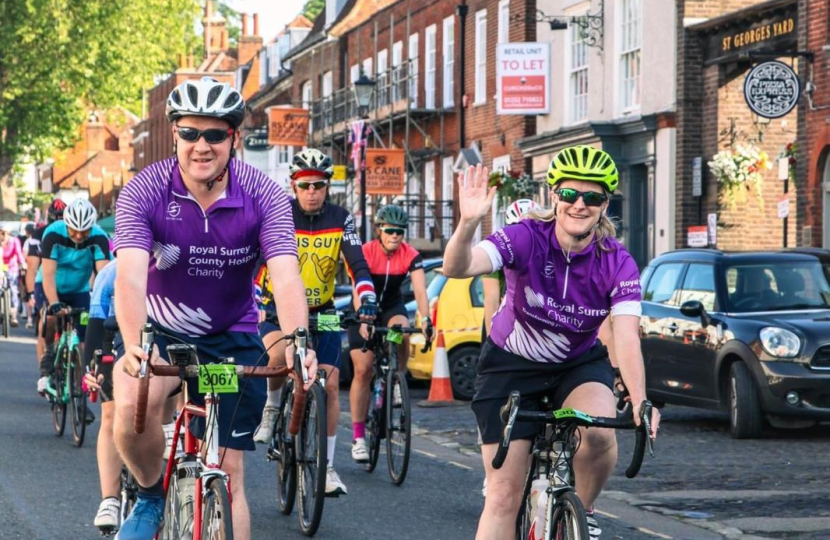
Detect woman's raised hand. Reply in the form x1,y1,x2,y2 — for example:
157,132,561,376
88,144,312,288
456,164,496,224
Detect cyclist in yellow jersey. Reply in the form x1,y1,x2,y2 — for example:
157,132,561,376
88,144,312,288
253,148,377,497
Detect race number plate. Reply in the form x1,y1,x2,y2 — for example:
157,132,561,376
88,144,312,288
317,313,341,332
80,311,90,326
198,364,239,394
387,328,404,344
553,408,593,423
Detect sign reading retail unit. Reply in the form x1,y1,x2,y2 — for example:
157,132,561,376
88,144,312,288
243,130,272,152
744,61,800,119
778,196,790,219
267,107,309,146
687,226,708,248
365,149,406,195
496,43,550,115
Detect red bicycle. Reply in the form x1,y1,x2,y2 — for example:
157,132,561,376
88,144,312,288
133,324,309,540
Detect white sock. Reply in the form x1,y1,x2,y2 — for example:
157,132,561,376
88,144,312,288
327,435,336,467
265,388,281,408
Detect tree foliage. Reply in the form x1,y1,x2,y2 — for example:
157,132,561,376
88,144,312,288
0,0,201,171
303,0,325,20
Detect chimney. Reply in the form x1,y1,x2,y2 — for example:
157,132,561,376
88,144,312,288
86,113,108,153
242,13,249,36
205,0,213,18
253,13,259,36
238,12,264,66
177,54,185,69
220,29,228,50
188,54,195,68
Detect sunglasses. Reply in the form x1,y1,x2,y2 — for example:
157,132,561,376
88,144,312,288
554,187,608,207
175,126,234,144
296,180,329,190
382,227,405,236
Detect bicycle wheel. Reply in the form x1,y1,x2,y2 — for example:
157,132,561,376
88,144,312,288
1,288,10,338
515,459,536,540
364,373,383,473
385,369,411,485
159,458,195,540
275,384,297,515
51,354,67,436
202,477,234,540
69,345,87,447
549,491,589,540
120,466,138,527
296,382,327,536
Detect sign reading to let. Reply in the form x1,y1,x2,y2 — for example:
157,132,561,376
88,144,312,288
496,43,550,115
365,149,406,195
268,107,309,147
687,226,708,248
704,6,797,63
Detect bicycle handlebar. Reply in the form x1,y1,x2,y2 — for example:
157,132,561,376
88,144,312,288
288,328,308,437
134,324,153,434
491,391,654,479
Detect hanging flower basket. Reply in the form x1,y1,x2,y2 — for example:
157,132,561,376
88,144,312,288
488,169,538,207
780,142,797,183
708,144,771,211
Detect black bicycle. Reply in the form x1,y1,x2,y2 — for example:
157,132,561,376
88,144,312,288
360,322,431,485
0,266,11,338
266,315,332,537
492,391,655,540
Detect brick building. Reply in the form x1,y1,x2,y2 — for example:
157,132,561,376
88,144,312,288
676,0,802,251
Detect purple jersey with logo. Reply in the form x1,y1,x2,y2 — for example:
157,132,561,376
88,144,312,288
115,158,296,335
479,219,642,363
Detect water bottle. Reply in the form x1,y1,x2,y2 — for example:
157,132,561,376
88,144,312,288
373,378,385,409
527,478,547,540
176,460,198,534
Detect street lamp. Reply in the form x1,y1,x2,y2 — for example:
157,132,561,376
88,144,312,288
352,73,375,241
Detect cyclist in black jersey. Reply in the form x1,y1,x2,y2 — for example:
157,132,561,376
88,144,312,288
347,205,435,463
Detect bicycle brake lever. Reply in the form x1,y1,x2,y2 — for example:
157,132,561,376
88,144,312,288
295,328,309,384
640,400,655,458
139,323,154,379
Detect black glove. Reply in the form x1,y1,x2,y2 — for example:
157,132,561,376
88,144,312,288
48,302,64,316
357,296,378,320
422,316,435,342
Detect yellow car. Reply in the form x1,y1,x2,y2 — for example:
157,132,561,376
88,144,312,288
408,268,485,400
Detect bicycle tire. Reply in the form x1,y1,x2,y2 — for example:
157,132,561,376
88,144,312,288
275,383,297,516
515,457,536,540
549,491,589,540
51,353,67,436
202,477,234,540
385,369,411,485
69,345,87,447
296,382,327,536
364,374,383,473
159,458,196,540
120,466,138,528
1,288,10,338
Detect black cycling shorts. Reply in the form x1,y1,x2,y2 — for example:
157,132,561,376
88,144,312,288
472,338,615,445
347,302,409,351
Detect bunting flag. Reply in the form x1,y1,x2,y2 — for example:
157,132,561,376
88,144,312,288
349,120,367,172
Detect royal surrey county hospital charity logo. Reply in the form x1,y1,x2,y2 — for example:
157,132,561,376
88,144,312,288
743,60,800,119
167,201,182,219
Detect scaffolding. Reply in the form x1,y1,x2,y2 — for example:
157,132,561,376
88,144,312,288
305,9,454,252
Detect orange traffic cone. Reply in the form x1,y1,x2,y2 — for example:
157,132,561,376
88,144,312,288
418,331,462,407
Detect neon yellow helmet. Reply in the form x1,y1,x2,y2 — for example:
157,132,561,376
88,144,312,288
546,145,619,193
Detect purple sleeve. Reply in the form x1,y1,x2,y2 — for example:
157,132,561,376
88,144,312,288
114,175,156,253
609,252,642,307
483,222,532,269
258,180,297,261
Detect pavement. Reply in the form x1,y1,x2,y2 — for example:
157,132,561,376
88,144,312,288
2,319,828,539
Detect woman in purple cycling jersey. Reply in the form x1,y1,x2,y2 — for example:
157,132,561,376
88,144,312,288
444,145,660,540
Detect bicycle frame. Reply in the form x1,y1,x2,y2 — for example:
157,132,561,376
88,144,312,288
45,312,81,402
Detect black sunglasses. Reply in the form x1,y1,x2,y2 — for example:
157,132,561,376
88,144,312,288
554,187,608,207
296,180,329,190
382,227,405,236
176,126,234,144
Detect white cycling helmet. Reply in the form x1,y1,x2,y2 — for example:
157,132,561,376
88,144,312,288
166,76,245,128
64,199,97,232
505,199,540,225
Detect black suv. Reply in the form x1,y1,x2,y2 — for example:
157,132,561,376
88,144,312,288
640,248,830,438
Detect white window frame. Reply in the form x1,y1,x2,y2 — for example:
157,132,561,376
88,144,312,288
568,23,589,124
424,160,436,234
322,71,333,98
268,43,280,79
409,33,419,107
301,82,313,134
406,173,421,237
492,155,511,228
350,63,359,84
392,41,403,102
441,156,454,238
259,49,268,86
425,25,437,109
474,10,487,105
362,57,373,78
442,16,455,108
619,0,642,112
498,0,509,44
377,49,389,106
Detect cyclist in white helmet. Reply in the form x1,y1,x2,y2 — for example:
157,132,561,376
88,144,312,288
36,198,111,396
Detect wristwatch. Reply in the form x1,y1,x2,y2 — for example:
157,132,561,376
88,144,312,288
420,316,431,325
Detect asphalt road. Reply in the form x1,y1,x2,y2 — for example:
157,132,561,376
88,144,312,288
6,320,827,539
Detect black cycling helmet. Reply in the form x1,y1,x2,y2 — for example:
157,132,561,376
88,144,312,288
48,199,67,222
374,205,409,227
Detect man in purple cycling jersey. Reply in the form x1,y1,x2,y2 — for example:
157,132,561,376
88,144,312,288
112,77,317,540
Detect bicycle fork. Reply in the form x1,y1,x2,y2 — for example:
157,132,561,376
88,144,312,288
534,438,575,540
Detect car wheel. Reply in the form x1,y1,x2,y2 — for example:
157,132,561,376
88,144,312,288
729,362,763,439
448,346,480,401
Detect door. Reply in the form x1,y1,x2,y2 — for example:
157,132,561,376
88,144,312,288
639,262,685,398
672,263,720,402
627,164,649,268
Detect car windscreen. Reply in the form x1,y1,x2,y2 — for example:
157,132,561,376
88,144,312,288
725,261,830,312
